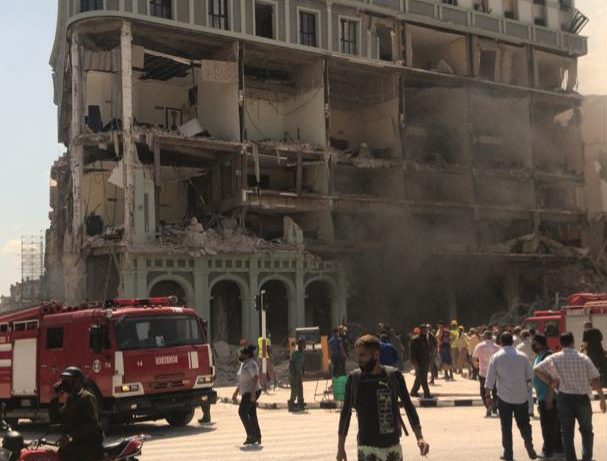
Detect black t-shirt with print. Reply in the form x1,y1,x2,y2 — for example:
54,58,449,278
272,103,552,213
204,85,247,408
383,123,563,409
355,373,399,448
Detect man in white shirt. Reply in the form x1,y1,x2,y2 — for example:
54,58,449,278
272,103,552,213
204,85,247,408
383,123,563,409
485,332,537,461
516,330,536,417
472,330,501,417
534,331,606,461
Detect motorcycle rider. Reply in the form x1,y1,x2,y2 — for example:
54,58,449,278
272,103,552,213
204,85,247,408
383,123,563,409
49,367,103,461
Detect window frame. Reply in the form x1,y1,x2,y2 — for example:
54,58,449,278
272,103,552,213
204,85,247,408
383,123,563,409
254,0,279,39
80,0,104,12
208,0,230,30
46,326,64,350
149,0,173,19
297,8,321,48
338,16,361,56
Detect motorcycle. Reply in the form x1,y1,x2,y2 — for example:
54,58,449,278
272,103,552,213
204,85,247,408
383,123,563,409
0,420,149,461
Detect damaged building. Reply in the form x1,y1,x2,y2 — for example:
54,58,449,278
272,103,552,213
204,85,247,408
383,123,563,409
46,0,594,340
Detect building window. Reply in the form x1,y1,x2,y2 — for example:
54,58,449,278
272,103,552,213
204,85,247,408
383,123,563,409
503,0,516,18
299,11,318,47
80,0,103,11
150,0,172,19
533,0,546,4
340,19,358,55
255,2,275,39
442,0,458,5
377,26,393,62
534,18,547,26
209,0,229,29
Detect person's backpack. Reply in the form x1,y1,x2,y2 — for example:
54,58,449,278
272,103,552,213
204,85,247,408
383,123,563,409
349,366,409,436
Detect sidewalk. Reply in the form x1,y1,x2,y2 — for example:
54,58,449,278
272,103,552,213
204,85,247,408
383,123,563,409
215,370,484,410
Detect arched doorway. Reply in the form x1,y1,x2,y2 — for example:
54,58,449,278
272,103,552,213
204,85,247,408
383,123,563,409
305,280,333,336
259,280,290,344
210,281,243,345
149,280,187,305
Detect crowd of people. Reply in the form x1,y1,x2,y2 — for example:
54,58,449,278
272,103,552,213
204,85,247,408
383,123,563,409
228,320,606,461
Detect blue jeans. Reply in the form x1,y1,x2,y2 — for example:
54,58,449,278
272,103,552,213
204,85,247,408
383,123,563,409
557,393,593,461
498,398,533,459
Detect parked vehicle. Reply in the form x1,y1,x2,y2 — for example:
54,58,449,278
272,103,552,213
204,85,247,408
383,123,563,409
522,292,607,352
0,419,148,461
0,297,216,428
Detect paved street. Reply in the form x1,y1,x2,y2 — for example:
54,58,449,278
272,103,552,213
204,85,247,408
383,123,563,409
128,376,606,460
10,376,606,460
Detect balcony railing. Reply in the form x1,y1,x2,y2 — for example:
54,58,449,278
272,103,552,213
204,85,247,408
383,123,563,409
65,0,587,56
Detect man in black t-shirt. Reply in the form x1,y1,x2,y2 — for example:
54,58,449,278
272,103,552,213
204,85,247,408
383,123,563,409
337,335,430,461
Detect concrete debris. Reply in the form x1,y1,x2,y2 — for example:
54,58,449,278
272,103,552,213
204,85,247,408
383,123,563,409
283,217,304,246
492,233,589,258
157,224,293,255
178,118,204,137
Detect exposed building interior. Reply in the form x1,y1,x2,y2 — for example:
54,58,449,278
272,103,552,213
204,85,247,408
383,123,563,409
43,0,599,341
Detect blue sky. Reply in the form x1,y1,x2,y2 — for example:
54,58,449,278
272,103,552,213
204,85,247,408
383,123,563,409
0,2,605,296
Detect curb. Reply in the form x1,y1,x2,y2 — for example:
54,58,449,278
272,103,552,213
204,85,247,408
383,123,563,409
217,397,484,410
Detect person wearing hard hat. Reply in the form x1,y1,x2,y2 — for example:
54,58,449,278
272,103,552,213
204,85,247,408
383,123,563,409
49,367,104,461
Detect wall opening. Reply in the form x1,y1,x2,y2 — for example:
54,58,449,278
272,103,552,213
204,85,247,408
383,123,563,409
255,2,275,39
259,280,290,343
244,55,325,145
305,281,333,335
329,62,400,159
86,255,119,301
407,25,467,76
149,280,187,305
210,281,243,345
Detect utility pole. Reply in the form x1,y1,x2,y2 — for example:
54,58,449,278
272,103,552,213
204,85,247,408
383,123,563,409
260,289,267,376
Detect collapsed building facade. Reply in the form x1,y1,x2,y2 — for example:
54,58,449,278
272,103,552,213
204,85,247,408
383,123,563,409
46,0,593,342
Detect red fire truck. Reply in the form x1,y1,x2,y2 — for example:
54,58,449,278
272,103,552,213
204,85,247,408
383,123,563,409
522,293,607,352
0,297,216,428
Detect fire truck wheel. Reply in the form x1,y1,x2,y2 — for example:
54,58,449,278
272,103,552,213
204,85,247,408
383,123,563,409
166,409,195,427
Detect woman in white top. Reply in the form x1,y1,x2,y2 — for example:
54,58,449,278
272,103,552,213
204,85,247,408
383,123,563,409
232,345,262,445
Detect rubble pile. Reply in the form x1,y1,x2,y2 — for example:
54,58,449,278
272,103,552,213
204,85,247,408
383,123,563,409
212,341,292,387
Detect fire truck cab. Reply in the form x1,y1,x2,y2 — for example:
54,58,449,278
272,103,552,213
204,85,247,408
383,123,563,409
522,293,607,353
0,297,217,427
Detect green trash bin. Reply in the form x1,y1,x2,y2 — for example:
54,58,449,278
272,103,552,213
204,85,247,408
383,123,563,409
332,375,347,402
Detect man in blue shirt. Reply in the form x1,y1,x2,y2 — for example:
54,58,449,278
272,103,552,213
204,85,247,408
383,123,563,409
379,334,400,368
330,327,347,377
531,334,563,459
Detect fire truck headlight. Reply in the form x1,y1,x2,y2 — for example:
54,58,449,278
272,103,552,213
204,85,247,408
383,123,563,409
196,376,214,385
121,384,140,393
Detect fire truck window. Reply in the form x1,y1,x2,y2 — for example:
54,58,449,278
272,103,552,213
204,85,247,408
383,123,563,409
544,321,560,338
114,316,203,350
46,327,64,349
0,324,8,333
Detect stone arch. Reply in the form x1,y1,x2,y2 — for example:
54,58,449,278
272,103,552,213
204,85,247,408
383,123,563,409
208,275,250,345
258,274,296,344
305,276,338,335
147,274,194,307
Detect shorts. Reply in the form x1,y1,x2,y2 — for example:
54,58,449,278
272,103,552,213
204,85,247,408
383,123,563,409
357,444,403,461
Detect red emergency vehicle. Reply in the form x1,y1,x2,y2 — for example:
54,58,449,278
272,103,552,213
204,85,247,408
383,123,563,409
522,293,607,352
0,297,216,427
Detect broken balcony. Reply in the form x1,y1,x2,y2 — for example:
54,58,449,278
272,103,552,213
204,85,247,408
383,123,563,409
329,61,401,160
244,48,326,147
